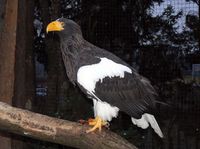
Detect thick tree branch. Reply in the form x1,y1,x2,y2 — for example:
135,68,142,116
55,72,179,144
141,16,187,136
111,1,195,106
0,102,138,149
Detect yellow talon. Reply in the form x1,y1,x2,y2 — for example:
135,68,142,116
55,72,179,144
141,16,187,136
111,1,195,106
86,116,107,133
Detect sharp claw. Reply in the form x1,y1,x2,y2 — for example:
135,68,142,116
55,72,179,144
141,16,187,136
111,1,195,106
88,121,97,126
86,116,107,133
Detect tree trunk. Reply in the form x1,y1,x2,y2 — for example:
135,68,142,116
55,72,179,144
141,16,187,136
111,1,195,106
12,0,26,148
0,101,138,149
0,0,6,34
12,0,35,148
14,0,26,109
0,0,18,148
0,0,18,103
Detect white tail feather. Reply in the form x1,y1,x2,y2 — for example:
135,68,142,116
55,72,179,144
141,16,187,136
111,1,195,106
131,113,163,138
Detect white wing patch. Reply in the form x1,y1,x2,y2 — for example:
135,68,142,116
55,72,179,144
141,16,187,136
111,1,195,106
77,57,132,93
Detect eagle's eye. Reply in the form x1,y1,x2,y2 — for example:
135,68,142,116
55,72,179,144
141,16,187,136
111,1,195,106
60,22,65,28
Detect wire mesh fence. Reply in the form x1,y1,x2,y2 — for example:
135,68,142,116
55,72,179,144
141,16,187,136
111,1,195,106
34,0,200,148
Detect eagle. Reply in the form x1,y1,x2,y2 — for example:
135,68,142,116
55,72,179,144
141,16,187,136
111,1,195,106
46,18,163,138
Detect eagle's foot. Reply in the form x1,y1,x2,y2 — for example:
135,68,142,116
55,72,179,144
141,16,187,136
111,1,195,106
86,116,107,133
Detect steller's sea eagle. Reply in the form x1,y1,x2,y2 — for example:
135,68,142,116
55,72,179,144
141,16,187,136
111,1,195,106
46,18,163,138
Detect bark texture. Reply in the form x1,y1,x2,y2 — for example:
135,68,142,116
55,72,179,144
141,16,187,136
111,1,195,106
0,0,19,148
0,0,18,103
0,101,138,149
12,0,35,148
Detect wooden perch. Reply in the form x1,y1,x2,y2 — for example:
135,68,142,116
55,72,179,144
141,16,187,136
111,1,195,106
0,102,138,149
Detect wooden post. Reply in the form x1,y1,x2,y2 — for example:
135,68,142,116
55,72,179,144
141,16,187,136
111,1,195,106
12,0,35,149
0,0,6,34
0,101,138,149
0,0,18,148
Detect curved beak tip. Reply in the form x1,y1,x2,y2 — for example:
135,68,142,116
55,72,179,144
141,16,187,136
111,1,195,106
46,21,64,33
46,26,50,33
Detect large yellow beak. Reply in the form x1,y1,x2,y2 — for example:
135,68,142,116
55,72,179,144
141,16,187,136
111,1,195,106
46,21,64,33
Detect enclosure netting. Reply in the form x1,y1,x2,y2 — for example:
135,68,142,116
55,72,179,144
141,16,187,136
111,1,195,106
34,0,200,149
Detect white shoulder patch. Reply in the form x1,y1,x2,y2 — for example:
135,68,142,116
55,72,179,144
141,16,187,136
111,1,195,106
77,57,132,92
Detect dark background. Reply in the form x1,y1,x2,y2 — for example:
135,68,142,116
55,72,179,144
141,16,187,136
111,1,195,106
0,0,199,149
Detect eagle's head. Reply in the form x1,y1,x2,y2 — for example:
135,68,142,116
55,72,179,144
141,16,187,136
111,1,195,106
46,18,82,38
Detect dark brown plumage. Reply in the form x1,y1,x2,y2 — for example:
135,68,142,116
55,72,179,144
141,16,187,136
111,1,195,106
46,18,163,137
